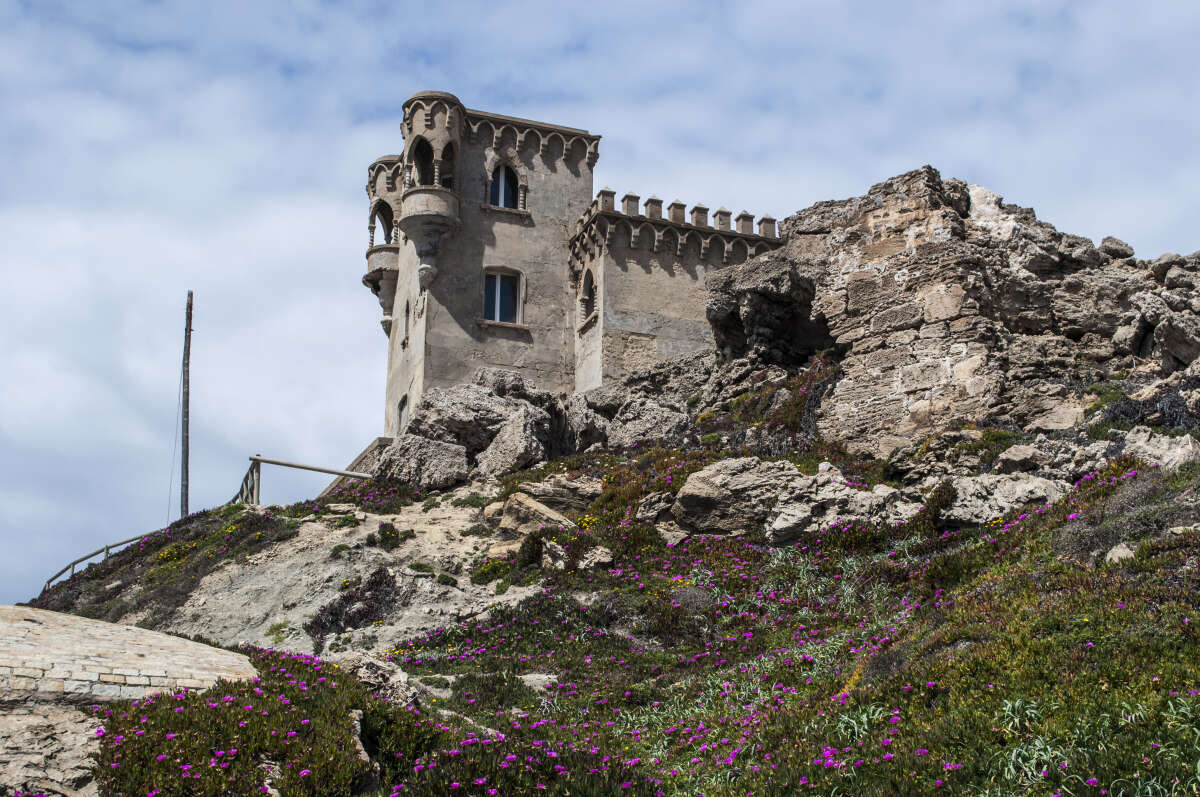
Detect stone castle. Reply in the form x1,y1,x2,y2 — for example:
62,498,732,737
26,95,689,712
361,90,781,437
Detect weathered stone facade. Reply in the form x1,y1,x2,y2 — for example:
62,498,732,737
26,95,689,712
361,91,780,436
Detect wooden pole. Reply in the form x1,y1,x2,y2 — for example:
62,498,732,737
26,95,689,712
181,290,193,518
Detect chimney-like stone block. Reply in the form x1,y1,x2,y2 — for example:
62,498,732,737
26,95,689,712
690,203,709,228
667,200,686,224
598,188,616,212
735,211,754,235
713,207,732,231
644,196,663,220
621,192,640,215
758,215,777,238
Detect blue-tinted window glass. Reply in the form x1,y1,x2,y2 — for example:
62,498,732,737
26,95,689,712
499,274,519,322
484,273,497,320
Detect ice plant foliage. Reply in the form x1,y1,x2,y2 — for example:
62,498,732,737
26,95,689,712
89,451,1200,794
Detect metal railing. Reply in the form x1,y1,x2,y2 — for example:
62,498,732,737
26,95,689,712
227,455,373,506
43,454,373,595
42,532,153,594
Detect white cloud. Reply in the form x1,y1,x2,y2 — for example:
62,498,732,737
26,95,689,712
2,0,1199,602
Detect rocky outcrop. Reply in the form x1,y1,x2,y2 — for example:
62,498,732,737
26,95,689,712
498,493,577,539
326,651,417,706
766,463,924,544
672,457,800,535
705,165,1200,455
518,474,604,515
376,433,469,492
942,474,1068,526
1121,425,1200,470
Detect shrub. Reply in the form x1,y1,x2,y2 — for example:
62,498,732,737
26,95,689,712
329,544,350,559
436,573,458,587
304,568,398,652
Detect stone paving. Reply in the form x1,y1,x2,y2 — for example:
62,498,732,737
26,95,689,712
0,604,258,704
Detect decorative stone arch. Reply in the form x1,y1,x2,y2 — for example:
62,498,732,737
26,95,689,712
369,199,394,246
438,142,457,190
578,267,598,321
484,151,529,210
679,229,704,258
407,137,435,186
728,237,750,266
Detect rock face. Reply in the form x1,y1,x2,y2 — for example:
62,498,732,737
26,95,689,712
707,166,1200,455
0,605,258,796
942,474,1068,526
673,457,800,535
766,464,924,545
375,367,694,488
1121,425,1200,470
376,433,469,492
673,458,925,541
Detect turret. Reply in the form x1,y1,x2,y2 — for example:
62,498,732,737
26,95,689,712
396,91,464,288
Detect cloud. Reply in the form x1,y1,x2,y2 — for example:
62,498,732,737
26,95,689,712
2,0,1199,602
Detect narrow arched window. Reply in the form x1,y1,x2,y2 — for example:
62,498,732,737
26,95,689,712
412,138,434,186
371,202,393,246
490,165,519,209
439,144,456,190
580,270,596,319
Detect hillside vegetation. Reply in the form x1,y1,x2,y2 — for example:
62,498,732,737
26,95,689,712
45,436,1200,796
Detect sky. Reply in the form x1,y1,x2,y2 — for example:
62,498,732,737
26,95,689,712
2,0,1199,605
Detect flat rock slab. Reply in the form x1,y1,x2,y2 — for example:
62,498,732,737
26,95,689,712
0,604,257,705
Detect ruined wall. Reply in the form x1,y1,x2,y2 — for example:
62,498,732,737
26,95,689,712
708,165,1200,456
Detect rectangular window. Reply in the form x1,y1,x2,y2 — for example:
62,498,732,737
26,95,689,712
484,272,520,323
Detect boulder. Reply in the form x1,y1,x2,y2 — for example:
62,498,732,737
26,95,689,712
376,434,469,492
405,384,520,455
635,491,674,523
498,493,578,539
518,474,604,515
995,444,1050,474
766,463,924,544
564,393,610,450
672,457,802,535
1121,425,1200,470
1105,542,1136,564
1099,236,1135,259
607,397,689,448
942,474,1068,525
472,367,553,408
325,651,416,706
540,541,613,571
475,403,552,477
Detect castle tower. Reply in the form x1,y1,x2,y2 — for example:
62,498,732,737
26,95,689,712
362,92,600,437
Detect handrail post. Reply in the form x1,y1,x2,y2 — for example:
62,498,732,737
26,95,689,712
253,459,261,505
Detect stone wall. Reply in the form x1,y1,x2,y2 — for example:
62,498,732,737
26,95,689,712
0,605,258,795
569,192,780,391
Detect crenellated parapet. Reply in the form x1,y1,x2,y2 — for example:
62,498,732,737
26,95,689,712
568,188,780,278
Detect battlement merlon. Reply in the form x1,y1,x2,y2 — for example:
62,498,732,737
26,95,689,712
568,189,782,274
